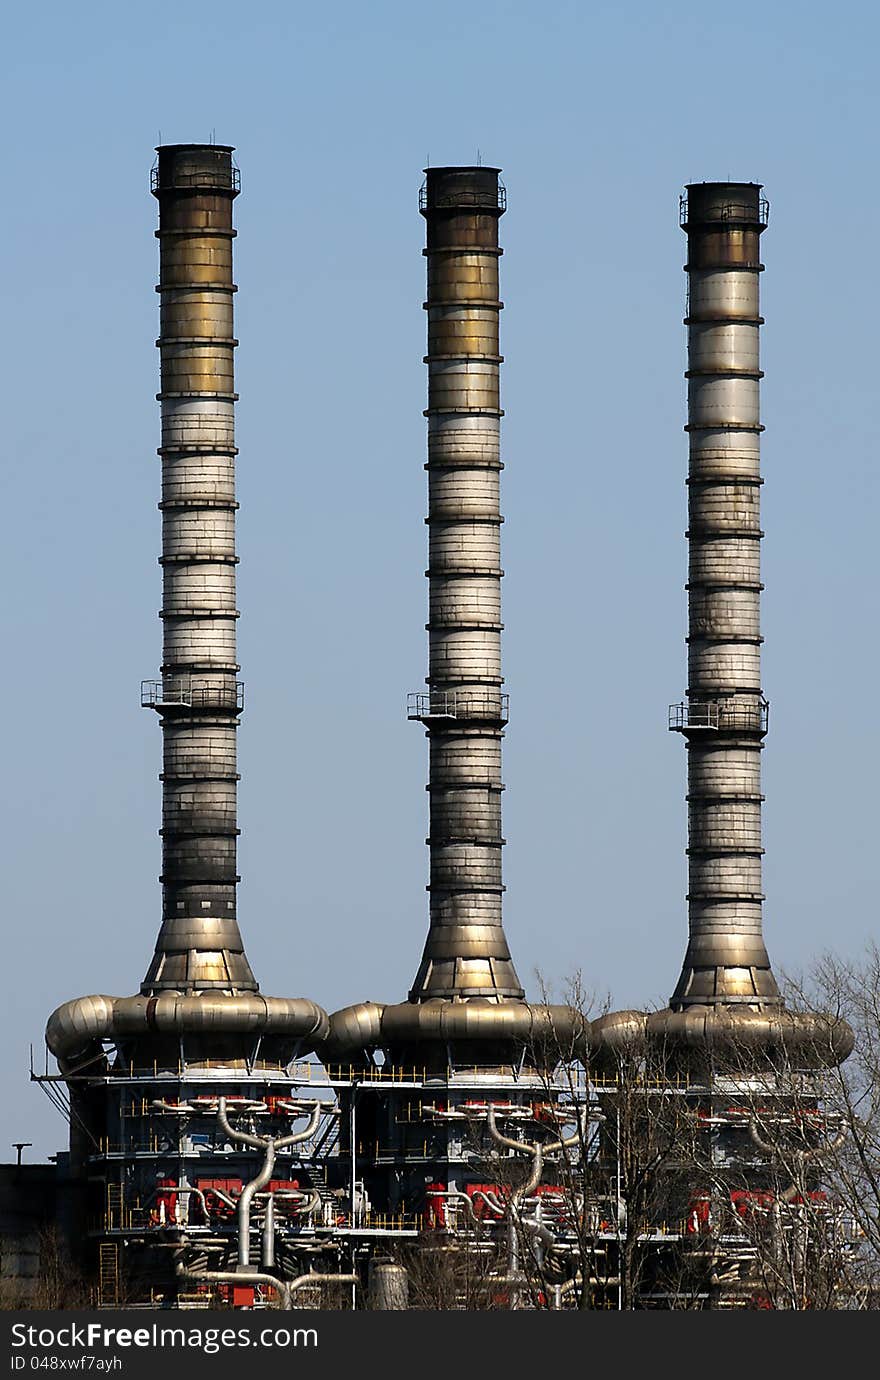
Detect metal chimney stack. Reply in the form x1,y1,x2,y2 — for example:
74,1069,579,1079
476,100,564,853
407,166,524,1002
142,144,255,993
324,167,583,1064
668,183,780,1009
47,145,327,1074
44,147,329,1302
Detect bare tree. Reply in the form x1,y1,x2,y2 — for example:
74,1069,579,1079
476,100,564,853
0,1226,92,1310
767,947,880,1306
467,974,713,1310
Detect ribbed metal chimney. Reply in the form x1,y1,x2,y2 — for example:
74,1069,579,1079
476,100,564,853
47,144,327,1075
44,148,328,1275
142,144,255,993
323,167,584,1064
595,180,852,1067
668,182,780,1009
407,166,524,1001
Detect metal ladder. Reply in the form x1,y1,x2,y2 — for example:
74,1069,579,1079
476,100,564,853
98,1242,119,1307
105,1182,123,1230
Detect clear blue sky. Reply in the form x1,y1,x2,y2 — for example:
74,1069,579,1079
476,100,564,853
3,0,876,1156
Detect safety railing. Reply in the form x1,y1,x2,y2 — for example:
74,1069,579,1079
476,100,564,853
680,189,769,228
420,181,506,212
358,1212,423,1232
50,1057,697,1094
141,679,244,711
407,690,509,723
668,699,769,733
95,1206,153,1234
151,165,240,194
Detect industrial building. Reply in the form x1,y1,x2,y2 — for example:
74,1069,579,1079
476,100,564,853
6,147,854,1309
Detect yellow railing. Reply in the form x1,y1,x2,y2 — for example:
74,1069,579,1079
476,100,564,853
94,1058,692,1090
359,1212,424,1232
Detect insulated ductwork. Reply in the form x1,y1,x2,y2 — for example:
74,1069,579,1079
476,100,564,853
407,166,523,1001
142,145,253,993
667,183,777,1009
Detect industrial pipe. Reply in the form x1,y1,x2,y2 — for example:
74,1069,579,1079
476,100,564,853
261,1196,276,1269
46,991,329,1067
175,1259,358,1310
322,995,589,1060
217,1096,321,1267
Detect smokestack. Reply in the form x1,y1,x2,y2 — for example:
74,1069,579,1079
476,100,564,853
46,146,327,1074
667,183,779,1010
595,180,851,1067
407,166,523,1001
323,167,584,1063
141,144,254,993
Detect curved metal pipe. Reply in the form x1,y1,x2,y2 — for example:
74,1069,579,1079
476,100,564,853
176,1258,293,1309
644,1006,854,1066
176,1259,357,1311
287,1272,359,1299
515,1150,544,1207
747,1116,845,1160
590,1009,648,1052
479,1190,507,1214
591,1005,853,1066
46,992,330,1067
218,1098,322,1267
483,1100,590,1294
485,1105,543,1205
322,998,589,1060
485,1103,532,1156
439,1189,478,1224
273,1103,323,1151
484,1101,587,1206
486,1101,586,1155
237,1144,275,1268
293,1189,323,1221
747,1115,846,1205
